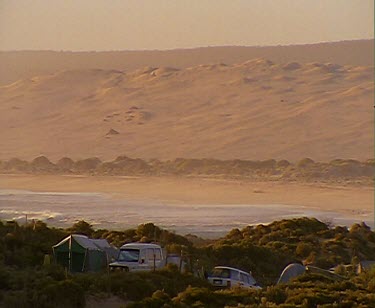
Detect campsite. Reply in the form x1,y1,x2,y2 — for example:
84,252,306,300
1,2,373,307
0,218,374,307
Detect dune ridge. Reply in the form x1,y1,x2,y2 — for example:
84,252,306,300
0,40,373,86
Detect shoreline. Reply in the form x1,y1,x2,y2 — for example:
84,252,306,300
0,174,373,214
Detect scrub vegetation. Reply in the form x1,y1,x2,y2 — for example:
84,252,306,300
0,155,373,184
0,218,374,307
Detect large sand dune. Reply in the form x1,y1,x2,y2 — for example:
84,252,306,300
0,57,373,161
0,40,373,86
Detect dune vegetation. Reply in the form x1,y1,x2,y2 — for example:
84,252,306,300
0,217,374,307
0,155,373,185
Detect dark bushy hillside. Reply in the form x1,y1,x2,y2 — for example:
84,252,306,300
189,218,375,285
0,218,374,307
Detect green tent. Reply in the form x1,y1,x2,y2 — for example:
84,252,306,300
53,234,110,272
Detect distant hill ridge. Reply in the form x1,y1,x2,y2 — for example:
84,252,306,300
0,39,373,86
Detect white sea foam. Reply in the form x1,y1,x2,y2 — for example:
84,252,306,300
0,209,62,222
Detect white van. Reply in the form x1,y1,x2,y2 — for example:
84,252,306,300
109,243,167,272
208,266,261,289
109,243,186,272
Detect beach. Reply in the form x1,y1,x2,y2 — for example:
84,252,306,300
0,174,372,237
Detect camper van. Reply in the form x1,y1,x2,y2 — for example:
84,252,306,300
207,266,261,289
109,243,167,272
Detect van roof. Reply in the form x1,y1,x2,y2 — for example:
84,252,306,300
120,242,162,249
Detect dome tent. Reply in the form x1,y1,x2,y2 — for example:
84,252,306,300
277,263,345,284
53,234,113,272
277,263,306,284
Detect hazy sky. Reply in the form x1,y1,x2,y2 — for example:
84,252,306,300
0,0,373,51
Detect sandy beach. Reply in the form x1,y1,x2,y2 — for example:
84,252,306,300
1,174,372,214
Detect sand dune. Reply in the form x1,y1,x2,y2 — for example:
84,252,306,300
0,57,373,161
0,40,373,86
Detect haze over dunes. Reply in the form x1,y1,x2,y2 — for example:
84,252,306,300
0,45,373,162
0,40,373,86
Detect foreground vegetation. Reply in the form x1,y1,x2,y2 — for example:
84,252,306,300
0,218,374,307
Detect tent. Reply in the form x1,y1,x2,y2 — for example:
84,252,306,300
90,238,119,262
277,263,346,284
277,263,306,284
357,261,375,274
53,234,116,272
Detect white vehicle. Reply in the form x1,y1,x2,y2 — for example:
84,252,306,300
109,243,167,272
207,266,261,289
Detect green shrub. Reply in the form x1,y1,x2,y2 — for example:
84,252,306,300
264,285,287,304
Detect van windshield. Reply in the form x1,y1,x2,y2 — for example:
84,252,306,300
118,249,139,262
211,268,231,278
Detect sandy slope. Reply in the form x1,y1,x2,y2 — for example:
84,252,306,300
0,40,373,86
0,57,373,161
0,174,372,215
